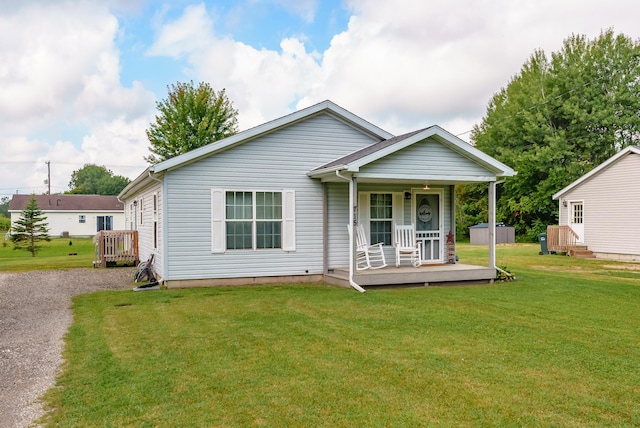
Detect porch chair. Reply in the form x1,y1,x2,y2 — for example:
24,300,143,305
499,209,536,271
394,224,422,267
347,224,387,270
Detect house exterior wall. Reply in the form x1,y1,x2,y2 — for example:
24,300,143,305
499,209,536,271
124,181,163,278
557,153,640,257
163,113,379,281
362,138,492,179
10,210,124,237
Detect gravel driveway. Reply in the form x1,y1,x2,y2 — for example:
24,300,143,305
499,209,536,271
0,268,135,428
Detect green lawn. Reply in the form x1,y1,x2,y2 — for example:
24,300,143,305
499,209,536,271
40,244,640,427
0,237,95,271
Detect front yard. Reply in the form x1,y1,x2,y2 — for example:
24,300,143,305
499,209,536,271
38,244,640,427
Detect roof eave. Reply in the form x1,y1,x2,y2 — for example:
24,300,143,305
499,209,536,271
348,126,516,177
552,146,640,199
153,100,394,174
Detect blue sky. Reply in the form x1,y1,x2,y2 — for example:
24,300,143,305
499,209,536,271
115,1,350,94
2,0,640,198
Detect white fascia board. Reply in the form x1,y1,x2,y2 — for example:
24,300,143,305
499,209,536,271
552,146,640,200
118,167,152,200
349,126,516,177
355,172,498,182
153,100,393,174
306,164,349,178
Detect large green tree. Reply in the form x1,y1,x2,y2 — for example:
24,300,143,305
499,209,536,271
145,82,239,164
11,195,50,257
67,164,130,195
459,30,640,240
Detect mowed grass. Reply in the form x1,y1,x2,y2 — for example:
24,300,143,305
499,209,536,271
0,237,95,271
41,244,640,427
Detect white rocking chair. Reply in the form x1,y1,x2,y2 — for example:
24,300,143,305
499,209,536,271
394,224,422,267
348,224,387,270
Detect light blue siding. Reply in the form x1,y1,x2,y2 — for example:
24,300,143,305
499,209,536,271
124,181,163,277
164,113,378,280
362,138,493,178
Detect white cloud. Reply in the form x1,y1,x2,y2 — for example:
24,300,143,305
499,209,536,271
146,3,215,59
0,1,155,197
147,0,640,139
147,5,323,127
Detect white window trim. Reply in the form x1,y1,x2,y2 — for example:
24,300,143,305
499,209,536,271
358,191,404,245
211,189,295,253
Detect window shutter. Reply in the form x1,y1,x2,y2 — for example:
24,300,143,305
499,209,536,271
358,192,370,237
282,190,296,251
211,189,225,253
392,193,404,245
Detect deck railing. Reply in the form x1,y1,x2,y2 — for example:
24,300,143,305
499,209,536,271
547,225,578,253
93,230,138,268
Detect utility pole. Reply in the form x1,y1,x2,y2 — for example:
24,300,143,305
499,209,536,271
46,161,51,195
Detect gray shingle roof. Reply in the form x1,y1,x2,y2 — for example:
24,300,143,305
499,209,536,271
312,127,432,171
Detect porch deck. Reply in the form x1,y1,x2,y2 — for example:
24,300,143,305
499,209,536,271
325,263,496,288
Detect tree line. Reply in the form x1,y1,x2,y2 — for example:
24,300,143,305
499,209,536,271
458,29,640,240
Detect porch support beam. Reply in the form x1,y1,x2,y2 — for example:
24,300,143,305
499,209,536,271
488,181,496,269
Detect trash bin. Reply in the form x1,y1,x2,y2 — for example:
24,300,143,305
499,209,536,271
538,233,548,255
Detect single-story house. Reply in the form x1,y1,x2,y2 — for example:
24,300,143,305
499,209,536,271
119,100,516,291
9,194,124,238
552,145,640,261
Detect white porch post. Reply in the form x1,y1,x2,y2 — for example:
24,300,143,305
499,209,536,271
349,175,365,292
488,181,496,268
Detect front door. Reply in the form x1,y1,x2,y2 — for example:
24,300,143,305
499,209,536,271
413,191,442,263
569,201,584,243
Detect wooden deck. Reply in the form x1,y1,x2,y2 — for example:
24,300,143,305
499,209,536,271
325,263,496,288
547,225,578,253
93,230,139,268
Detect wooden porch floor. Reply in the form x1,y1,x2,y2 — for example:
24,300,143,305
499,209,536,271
325,263,496,288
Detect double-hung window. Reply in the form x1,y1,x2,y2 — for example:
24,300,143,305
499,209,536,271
369,193,393,245
358,192,403,246
212,189,295,252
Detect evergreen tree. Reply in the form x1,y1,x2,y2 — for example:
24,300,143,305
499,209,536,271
11,195,51,257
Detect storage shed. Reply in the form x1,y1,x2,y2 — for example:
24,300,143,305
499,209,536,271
469,222,515,245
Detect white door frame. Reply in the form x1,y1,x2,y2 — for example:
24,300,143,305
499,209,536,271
412,188,444,263
568,200,584,243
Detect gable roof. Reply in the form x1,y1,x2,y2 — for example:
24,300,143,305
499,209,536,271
309,125,516,178
9,194,124,212
151,100,393,174
552,146,640,200
119,100,393,200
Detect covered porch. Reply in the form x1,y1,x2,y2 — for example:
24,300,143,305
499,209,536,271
309,126,516,292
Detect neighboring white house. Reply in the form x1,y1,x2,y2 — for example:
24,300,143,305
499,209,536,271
119,100,515,290
552,145,640,261
9,194,124,238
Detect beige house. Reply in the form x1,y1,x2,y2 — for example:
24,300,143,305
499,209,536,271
552,146,640,261
9,194,124,238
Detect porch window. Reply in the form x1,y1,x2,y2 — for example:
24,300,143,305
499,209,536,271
370,193,393,245
218,190,292,251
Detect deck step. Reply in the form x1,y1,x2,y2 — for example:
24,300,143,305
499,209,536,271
569,248,595,258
